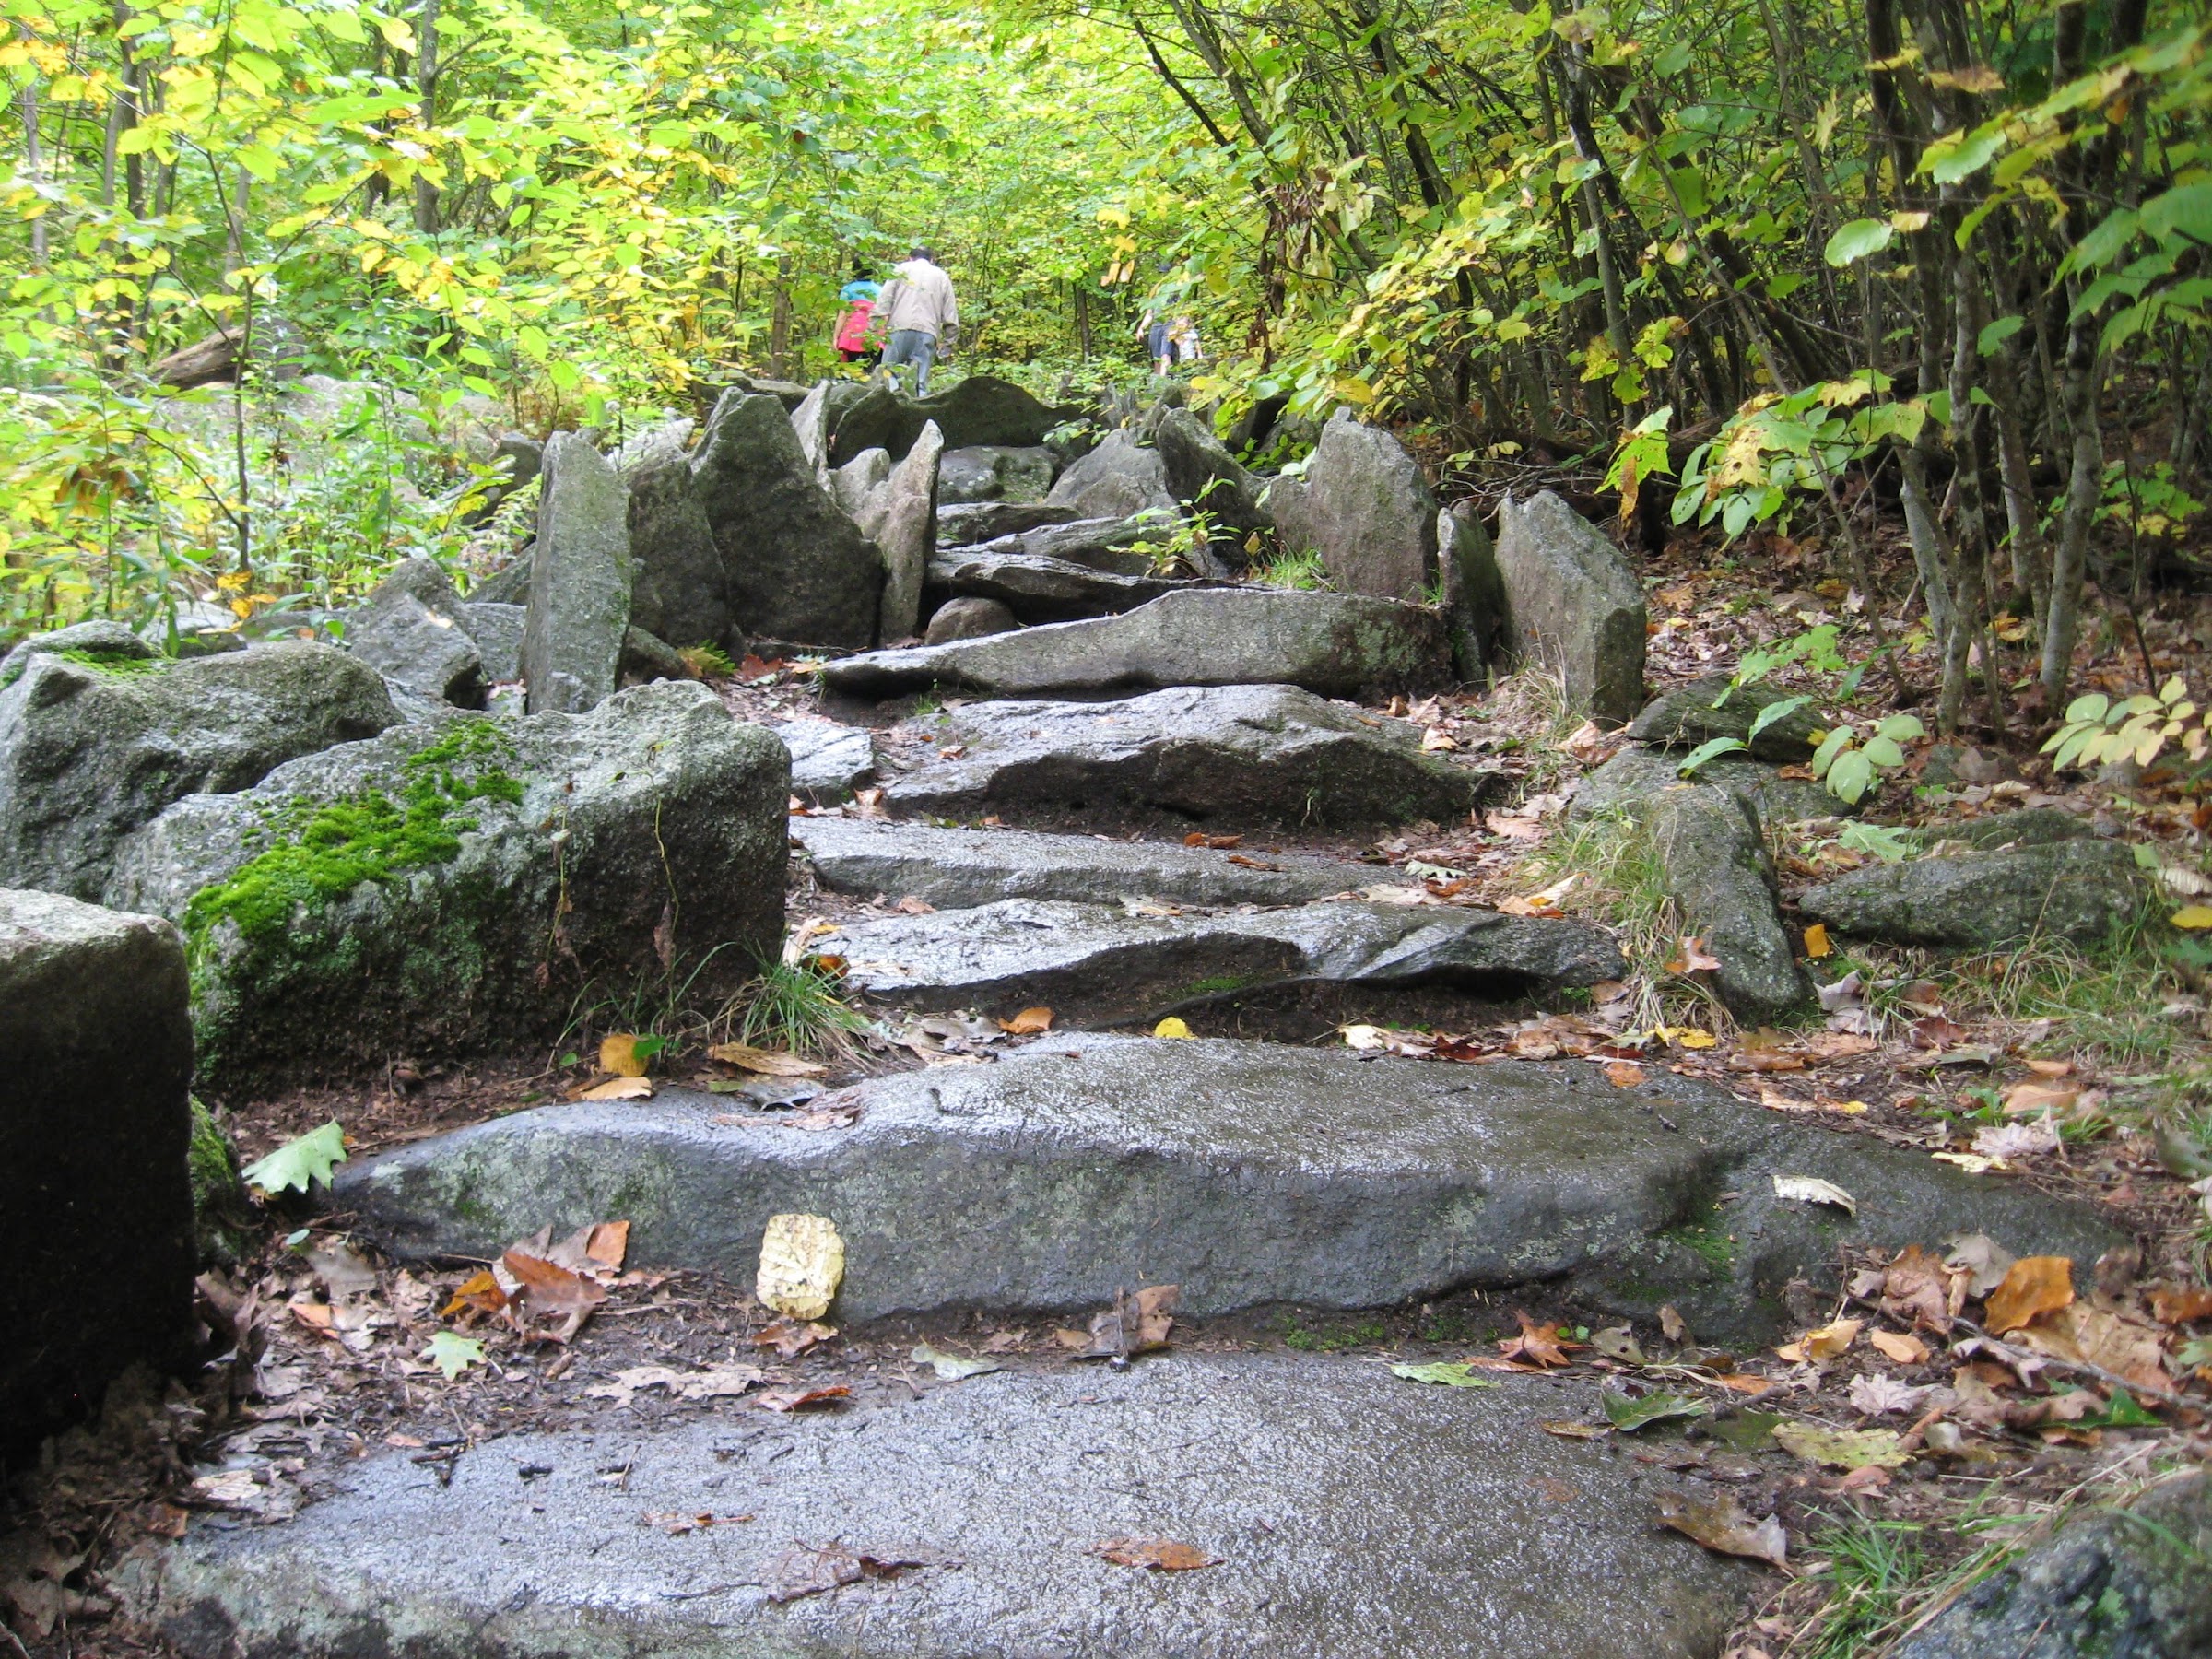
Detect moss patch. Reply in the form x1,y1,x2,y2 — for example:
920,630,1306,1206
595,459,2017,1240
182,722,523,949
1660,1218,1737,1271
188,1098,253,1265
57,648,167,677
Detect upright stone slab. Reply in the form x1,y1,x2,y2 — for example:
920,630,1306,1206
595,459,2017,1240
882,683,1488,828
1044,429,1178,522
0,888,194,1457
1643,786,1811,1022
858,418,942,643
0,643,398,900
522,431,633,714
617,423,736,653
830,446,889,519
691,391,884,650
1437,500,1505,681
820,588,1449,701
343,558,485,709
457,602,525,685
107,682,787,1095
1265,411,1438,602
1154,407,1266,534
1493,490,1646,724
787,380,832,473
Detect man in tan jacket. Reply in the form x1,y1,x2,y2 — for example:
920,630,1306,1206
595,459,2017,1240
872,246,959,395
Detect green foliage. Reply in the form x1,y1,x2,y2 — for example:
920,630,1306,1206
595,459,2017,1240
736,959,870,1056
1837,822,1915,862
1600,1388,1707,1430
1675,735,1746,777
1811,714,1926,805
2043,677,2209,773
425,1330,488,1381
182,723,521,947
1247,546,1331,591
240,1120,347,1195
1390,1361,1497,1388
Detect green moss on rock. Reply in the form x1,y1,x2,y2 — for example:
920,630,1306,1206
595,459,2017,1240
188,1098,254,1265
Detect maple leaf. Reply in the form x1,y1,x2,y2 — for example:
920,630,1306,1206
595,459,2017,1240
1497,1310,1579,1368
1666,935,1722,973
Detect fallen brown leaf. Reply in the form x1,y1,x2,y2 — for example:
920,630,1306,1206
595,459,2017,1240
894,895,935,915
1666,935,1723,974
1095,1537,1220,1571
1868,1329,1930,1365
755,1384,851,1413
574,1076,653,1101
441,1270,508,1320
1182,831,1242,849
2151,1287,2212,1324
1075,1284,1178,1360
1985,1256,2075,1335
1603,1060,1646,1087
1656,1491,1789,1569
1880,1244,1953,1332
1540,1419,1610,1439
706,1042,829,1077
1775,1318,1861,1363
599,1033,651,1077
1498,1310,1579,1369
997,1006,1054,1035
766,1542,931,1601
502,1249,608,1339
753,1319,836,1359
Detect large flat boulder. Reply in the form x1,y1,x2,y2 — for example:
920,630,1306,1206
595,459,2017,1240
1644,787,1811,1023
522,431,634,714
881,684,1489,828
1265,411,1438,602
618,419,738,653
935,499,1078,547
1801,839,2144,949
0,889,194,1457
335,1036,2118,1339
105,682,786,1095
692,390,885,650
124,1355,1752,1659
1572,745,1845,829
830,374,1084,466
0,642,398,900
808,896,1622,1023
819,589,1449,700
1044,429,1178,521
775,719,876,798
1493,491,1646,724
794,817,1394,910
924,546,1191,622
994,513,1154,571
1627,673,1826,763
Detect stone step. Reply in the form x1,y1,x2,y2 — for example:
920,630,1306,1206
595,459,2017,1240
880,683,1492,829
934,498,1079,546
924,546,1194,622
774,719,876,799
123,1354,1754,1659
807,897,1622,1024
819,589,1447,701
793,816,1397,910
338,1036,2116,1343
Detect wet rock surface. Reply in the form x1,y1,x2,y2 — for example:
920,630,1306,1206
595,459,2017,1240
924,545,1192,621
128,1353,1752,1659
336,1037,2116,1337
879,683,1490,828
1891,1470,2211,1659
0,641,398,900
793,816,1395,910
811,896,1623,1023
1265,411,1438,602
1644,787,1812,1022
1801,838,2145,948
106,682,786,1094
1492,491,1646,724
776,719,876,798
1,888,194,1458
820,589,1449,700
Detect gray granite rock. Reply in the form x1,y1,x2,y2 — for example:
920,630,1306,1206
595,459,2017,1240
1154,407,1266,535
787,380,833,472
617,626,688,686
334,1035,2117,1339
618,421,736,653
1044,429,1178,521
1,888,194,1458
123,1354,1753,1659
1265,411,1439,603
793,816,1394,910
1438,501,1504,681
775,719,876,798
0,643,398,900
973,513,1157,573
925,547,1189,622
522,432,633,714
0,619,153,689
808,896,1622,1022
858,419,941,642
457,601,525,685
1905,809,2094,853
692,390,884,650
820,589,1449,701
1627,673,1827,763
1644,787,1811,1023
934,499,1078,547
923,595,1020,644
1893,1471,2211,1659
1494,490,1646,724
1801,839,2145,949
830,446,889,519
829,373,1085,466
344,559,485,709
937,444,1056,505
881,683,1489,829
1572,745,1845,828
106,682,785,1094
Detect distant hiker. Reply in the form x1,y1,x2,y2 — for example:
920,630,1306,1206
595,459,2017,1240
874,247,958,395
1171,314,1201,364
834,271,880,365
1137,304,1177,373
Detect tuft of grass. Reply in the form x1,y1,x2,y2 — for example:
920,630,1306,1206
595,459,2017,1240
731,959,871,1059
1247,546,1331,591
1472,667,1588,796
1797,1510,1925,1658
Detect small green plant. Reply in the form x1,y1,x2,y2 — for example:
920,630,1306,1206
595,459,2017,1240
240,1121,347,1196
735,959,870,1056
1836,821,1915,861
1248,545,1331,590
425,1330,488,1381
1801,1511,1925,1658
678,641,737,679
1126,507,1218,576
2043,677,2208,773
1811,712,1926,804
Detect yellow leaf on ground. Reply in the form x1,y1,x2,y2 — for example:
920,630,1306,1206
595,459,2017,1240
577,1076,653,1100
2171,906,2212,929
1984,1255,2074,1335
1152,1017,1192,1039
757,1213,845,1322
1776,1318,1862,1363
1772,1422,1911,1470
1868,1329,1929,1365
600,1032,650,1077
1674,1029,1717,1050
998,1006,1054,1035
706,1043,829,1077
1803,924,1831,959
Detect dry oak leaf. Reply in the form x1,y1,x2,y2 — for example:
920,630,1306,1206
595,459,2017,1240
1775,1318,1861,1363
441,1270,508,1321
1183,831,1242,849
997,1006,1054,1036
1603,1060,1646,1088
1868,1329,1930,1366
2010,1301,2171,1395
756,1384,852,1413
753,1319,837,1359
706,1043,829,1077
1498,1310,1580,1369
1096,1538,1220,1571
1984,1255,2075,1335
1667,935,1723,974
2002,1079,2080,1118
1656,1491,1789,1570
501,1249,607,1339
1879,1244,1953,1333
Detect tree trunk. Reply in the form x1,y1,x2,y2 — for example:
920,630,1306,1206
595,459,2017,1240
414,0,440,234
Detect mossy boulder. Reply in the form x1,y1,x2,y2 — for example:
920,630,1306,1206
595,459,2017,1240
188,1099,253,1266
1801,838,2145,949
105,681,788,1097
0,641,399,900
1626,672,1827,762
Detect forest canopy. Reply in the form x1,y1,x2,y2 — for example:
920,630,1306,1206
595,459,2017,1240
2,0,2207,723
